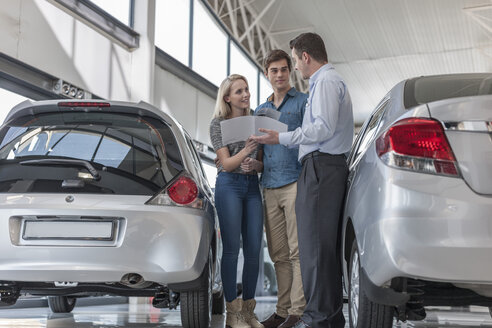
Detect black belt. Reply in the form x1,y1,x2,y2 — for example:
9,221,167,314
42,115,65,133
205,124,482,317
301,150,346,165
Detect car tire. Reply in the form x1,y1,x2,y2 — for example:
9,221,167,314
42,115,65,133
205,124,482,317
263,262,277,295
348,240,393,328
180,249,213,328
212,290,225,314
47,296,76,313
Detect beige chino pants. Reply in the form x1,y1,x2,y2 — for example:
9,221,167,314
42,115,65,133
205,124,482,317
263,182,305,317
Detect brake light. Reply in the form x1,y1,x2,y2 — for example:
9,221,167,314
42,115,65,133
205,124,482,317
167,176,198,205
58,102,110,107
145,175,203,208
376,118,459,177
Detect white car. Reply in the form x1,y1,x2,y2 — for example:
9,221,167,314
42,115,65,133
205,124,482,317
0,100,223,328
341,73,492,328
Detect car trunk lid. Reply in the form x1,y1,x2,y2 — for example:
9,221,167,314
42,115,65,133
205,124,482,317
428,95,492,195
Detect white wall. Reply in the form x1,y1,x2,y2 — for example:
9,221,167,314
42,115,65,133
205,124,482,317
0,0,213,146
0,0,134,100
154,66,216,145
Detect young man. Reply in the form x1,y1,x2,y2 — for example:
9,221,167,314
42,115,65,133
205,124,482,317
255,49,307,328
251,33,354,328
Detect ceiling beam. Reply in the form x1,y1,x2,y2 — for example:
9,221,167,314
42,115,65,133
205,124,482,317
464,4,492,35
270,26,315,36
268,3,282,32
224,0,239,37
238,0,277,43
202,0,308,92
238,0,255,53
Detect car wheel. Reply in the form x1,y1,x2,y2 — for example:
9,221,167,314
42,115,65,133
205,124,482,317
264,273,271,294
348,240,393,328
47,296,76,313
180,249,213,328
263,262,277,295
212,289,225,314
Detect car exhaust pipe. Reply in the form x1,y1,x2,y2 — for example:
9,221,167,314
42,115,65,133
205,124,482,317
128,273,142,285
120,273,151,288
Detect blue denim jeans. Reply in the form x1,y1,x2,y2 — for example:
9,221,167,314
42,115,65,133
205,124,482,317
215,172,263,302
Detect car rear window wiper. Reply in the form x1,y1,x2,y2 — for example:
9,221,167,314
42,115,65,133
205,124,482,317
20,159,101,181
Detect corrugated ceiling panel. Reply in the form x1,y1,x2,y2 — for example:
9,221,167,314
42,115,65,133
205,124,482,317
246,0,492,123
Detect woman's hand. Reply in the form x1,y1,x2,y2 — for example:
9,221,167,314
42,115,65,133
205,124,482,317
241,157,262,173
215,138,259,172
241,138,258,156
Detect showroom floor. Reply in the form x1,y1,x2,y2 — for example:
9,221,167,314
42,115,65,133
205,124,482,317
0,296,492,327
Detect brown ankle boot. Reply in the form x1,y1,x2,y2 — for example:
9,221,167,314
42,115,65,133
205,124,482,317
241,299,264,328
226,298,250,328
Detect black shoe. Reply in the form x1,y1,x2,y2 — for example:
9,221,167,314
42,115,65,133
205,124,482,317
278,315,301,328
292,319,311,328
261,313,286,328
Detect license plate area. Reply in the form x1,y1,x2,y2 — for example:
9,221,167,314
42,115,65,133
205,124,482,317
10,216,124,246
23,220,115,240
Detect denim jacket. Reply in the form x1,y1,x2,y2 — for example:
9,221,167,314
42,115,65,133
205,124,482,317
255,87,307,188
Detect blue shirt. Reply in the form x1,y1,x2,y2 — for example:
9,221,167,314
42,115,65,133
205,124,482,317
278,64,354,161
255,87,307,188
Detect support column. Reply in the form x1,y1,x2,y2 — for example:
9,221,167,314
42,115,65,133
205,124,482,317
130,0,156,103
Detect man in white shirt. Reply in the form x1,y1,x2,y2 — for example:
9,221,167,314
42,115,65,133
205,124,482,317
251,32,354,328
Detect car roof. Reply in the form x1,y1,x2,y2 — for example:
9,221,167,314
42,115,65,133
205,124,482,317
2,98,204,183
4,99,182,131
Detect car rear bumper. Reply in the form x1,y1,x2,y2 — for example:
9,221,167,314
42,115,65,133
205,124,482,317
0,194,214,285
357,172,492,287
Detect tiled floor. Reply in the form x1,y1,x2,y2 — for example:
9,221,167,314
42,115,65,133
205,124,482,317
0,296,492,327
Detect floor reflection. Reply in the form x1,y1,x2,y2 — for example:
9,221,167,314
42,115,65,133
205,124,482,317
0,297,491,327
393,306,492,327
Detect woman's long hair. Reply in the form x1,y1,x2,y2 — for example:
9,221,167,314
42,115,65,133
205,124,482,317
213,74,250,119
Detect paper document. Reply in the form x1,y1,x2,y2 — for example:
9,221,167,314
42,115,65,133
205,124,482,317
255,107,281,120
221,116,287,145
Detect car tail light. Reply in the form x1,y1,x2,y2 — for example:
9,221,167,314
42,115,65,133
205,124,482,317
376,118,459,177
168,176,198,204
58,102,110,107
146,175,203,208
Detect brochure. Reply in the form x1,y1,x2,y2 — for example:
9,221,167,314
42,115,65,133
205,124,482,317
255,107,281,120
220,116,287,145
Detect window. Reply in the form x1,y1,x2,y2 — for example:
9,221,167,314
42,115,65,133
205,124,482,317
202,161,217,188
259,75,273,105
90,0,132,25
155,0,190,66
230,43,259,108
0,88,30,124
185,135,203,177
192,0,228,86
0,112,183,194
351,98,389,164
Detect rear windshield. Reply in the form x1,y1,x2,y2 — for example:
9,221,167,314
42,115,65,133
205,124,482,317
404,73,492,109
0,111,183,194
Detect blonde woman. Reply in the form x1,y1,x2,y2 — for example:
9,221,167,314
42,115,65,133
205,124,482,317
209,74,264,328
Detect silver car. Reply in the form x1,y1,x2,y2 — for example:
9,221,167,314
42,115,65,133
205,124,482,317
341,73,492,328
0,100,223,327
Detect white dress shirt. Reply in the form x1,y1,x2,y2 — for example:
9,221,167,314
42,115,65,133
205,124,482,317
278,63,354,161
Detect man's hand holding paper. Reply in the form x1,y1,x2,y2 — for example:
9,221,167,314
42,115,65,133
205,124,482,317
220,116,287,145
250,128,279,144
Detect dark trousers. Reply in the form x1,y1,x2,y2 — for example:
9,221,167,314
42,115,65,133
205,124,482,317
295,153,348,328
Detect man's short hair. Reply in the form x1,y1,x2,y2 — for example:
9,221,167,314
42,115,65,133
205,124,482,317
289,32,328,63
263,49,292,72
